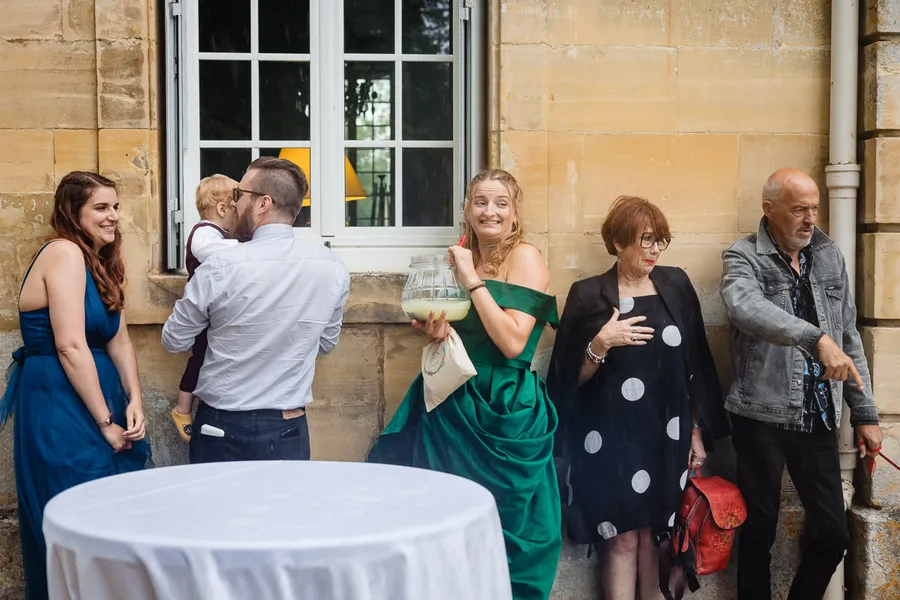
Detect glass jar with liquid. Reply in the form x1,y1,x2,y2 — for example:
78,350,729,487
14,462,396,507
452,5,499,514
401,253,471,322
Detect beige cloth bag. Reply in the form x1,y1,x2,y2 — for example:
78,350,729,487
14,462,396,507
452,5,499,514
421,328,477,412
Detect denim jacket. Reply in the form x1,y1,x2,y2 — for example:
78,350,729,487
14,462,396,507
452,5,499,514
719,219,878,427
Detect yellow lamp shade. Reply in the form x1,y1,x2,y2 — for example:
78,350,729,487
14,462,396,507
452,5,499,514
278,148,368,208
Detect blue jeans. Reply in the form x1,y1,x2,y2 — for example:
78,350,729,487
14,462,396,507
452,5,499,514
190,401,310,463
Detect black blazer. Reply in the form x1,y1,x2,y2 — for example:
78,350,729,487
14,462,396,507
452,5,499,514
547,264,730,459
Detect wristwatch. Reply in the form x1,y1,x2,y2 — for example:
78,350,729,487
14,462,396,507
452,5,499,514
96,413,113,428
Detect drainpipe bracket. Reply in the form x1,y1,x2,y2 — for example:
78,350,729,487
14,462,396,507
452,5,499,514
825,163,861,197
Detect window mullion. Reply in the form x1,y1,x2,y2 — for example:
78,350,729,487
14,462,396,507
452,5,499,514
393,0,404,229
250,0,259,143
307,0,322,237
319,0,342,237
454,0,464,235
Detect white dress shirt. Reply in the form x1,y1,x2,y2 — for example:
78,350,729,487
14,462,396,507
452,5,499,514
162,224,350,411
190,220,238,263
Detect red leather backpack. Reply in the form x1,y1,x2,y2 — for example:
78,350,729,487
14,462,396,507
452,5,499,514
658,471,747,600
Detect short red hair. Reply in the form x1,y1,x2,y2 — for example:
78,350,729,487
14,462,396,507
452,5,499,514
601,195,671,256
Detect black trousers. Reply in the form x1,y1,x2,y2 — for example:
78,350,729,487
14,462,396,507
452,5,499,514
178,326,208,393
190,401,311,464
731,414,849,600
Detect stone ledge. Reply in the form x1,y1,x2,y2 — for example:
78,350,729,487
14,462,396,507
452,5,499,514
848,506,900,599
149,272,410,325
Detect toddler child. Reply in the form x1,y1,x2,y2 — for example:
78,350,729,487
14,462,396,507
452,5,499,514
170,174,239,441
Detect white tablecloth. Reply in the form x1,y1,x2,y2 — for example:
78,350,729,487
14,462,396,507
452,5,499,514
43,461,512,600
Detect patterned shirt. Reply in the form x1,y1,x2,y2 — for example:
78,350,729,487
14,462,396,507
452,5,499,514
765,224,834,433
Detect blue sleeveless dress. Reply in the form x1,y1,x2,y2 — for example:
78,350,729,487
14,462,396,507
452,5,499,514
0,243,151,600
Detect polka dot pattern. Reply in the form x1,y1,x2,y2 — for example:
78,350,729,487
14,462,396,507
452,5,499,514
619,297,635,314
666,417,680,441
668,513,676,527
680,470,689,490
584,431,603,454
598,521,618,540
631,470,650,494
621,378,645,402
662,325,683,347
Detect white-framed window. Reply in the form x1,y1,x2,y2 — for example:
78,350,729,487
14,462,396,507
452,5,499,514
164,0,485,273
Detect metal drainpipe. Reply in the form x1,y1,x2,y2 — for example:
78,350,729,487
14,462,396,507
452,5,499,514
824,0,861,597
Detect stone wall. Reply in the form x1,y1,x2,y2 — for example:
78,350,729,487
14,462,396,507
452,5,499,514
496,0,831,322
488,2,833,598
0,0,890,598
850,0,900,596
0,1,161,596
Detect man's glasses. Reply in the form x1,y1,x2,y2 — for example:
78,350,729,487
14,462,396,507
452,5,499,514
639,233,670,251
233,187,274,205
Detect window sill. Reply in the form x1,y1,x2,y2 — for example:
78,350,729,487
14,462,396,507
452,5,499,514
148,272,410,325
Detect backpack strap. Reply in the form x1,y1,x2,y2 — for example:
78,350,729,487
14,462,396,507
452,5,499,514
656,529,686,600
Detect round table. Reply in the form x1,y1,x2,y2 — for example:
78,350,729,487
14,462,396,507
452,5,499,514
43,461,512,600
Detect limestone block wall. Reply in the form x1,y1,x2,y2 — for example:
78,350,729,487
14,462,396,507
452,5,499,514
491,2,833,598
495,0,831,339
850,1,900,596
0,0,884,598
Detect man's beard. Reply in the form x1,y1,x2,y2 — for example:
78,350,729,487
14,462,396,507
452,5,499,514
787,227,814,250
231,208,256,243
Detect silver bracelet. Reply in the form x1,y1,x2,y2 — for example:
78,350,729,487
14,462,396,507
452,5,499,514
585,342,607,365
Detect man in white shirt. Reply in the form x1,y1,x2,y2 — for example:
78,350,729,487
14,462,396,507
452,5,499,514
162,157,350,462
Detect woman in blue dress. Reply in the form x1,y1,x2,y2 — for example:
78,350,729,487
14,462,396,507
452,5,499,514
0,171,151,600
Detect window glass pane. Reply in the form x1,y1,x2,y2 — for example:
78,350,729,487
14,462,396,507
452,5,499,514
402,148,452,226
402,62,452,141
200,148,252,182
199,0,250,52
259,0,310,54
200,61,251,140
259,62,312,141
345,62,394,141
259,147,312,228
346,148,394,227
344,0,394,54
402,0,452,54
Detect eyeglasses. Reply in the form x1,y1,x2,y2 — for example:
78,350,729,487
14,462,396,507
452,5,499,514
233,187,275,205
639,233,670,251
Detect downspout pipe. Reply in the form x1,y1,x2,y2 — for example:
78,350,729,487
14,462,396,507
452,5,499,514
824,0,861,598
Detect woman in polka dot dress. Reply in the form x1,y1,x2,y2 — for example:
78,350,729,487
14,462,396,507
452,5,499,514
547,196,730,600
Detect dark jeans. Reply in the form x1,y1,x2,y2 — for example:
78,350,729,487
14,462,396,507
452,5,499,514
190,401,311,464
731,414,849,600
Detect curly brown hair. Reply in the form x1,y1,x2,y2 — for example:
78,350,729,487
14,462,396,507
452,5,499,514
461,169,525,276
50,172,126,311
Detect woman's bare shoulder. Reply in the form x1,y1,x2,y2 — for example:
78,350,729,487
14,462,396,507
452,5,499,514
30,240,85,279
504,242,549,291
39,239,84,264
507,241,544,264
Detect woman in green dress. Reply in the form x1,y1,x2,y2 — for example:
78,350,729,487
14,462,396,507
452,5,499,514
368,169,561,599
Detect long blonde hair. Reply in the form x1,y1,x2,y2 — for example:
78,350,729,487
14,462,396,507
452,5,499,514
461,169,524,276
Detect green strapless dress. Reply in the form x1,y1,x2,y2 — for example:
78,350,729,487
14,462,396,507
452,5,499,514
368,280,562,600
